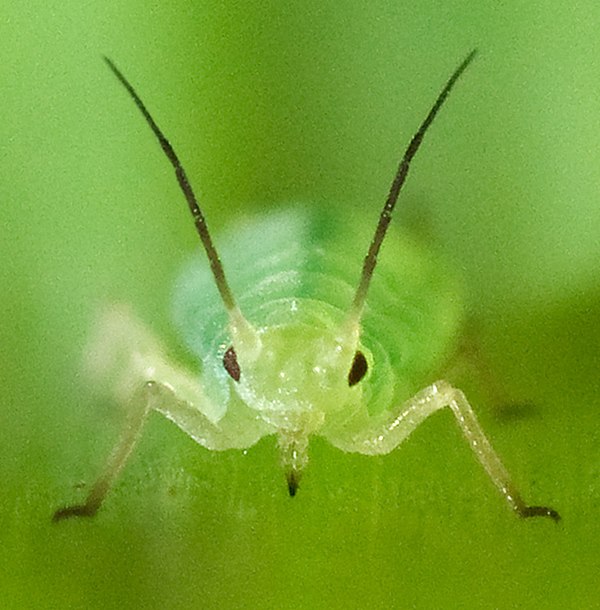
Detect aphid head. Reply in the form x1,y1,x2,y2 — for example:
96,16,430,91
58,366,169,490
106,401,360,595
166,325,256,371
227,301,365,430
226,303,366,495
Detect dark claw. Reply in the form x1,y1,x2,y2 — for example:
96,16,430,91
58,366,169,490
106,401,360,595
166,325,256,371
519,505,561,523
52,504,98,523
286,470,301,497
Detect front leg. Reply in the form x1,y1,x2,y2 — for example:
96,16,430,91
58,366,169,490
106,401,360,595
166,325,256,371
54,306,268,521
53,380,161,521
326,381,559,521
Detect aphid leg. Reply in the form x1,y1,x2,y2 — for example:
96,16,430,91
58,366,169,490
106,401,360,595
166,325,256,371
53,380,160,521
433,381,559,521
53,306,266,521
328,381,559,521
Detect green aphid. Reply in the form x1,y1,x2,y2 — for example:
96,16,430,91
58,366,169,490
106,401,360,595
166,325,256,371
54,50,559,523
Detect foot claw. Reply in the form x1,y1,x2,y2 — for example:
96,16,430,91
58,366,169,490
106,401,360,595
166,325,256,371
519,505,561,522
52,504,98,522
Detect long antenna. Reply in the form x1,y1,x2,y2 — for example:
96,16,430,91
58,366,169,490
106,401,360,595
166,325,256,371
350,50,477,320
103,57,239,315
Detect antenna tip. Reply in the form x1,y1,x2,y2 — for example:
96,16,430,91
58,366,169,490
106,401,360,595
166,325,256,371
458,49,479,73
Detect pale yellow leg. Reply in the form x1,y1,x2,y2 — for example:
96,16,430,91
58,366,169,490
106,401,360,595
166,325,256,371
326,380,559,521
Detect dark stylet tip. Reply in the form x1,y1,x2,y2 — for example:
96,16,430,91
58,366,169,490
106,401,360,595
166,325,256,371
286,470,300,497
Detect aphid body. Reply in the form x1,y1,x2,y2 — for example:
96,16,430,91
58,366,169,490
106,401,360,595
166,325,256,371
54,51,559,521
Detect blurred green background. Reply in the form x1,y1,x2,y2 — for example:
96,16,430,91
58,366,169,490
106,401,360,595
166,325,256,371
1,1,599,608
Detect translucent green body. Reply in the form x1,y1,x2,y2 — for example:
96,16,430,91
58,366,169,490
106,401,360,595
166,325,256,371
172,204,463,456
53,55,559,522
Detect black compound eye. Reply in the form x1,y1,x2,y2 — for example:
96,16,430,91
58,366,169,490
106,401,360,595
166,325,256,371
348,350,368,386
223,346,241,382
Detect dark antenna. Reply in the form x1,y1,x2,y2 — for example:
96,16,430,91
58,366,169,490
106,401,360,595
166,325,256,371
350,50,477,320
103,57,239,314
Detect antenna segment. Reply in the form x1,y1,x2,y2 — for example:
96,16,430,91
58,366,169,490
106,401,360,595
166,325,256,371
350,50,477,320
103,57,239,315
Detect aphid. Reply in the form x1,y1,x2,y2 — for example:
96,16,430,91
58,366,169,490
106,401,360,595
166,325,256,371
53,50,560,522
